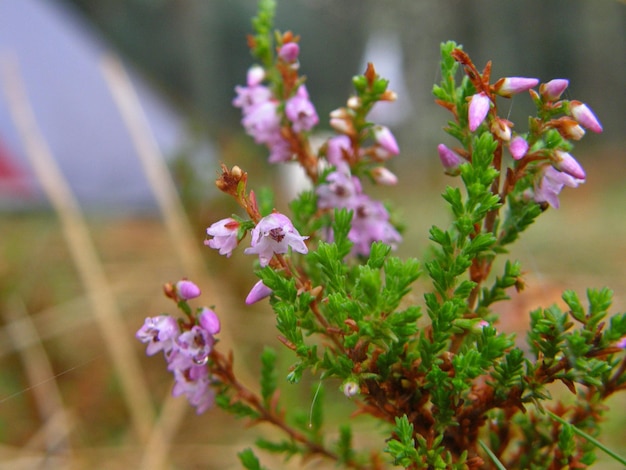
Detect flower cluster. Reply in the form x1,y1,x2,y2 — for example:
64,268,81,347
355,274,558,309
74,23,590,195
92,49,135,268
233,40,318,163
436,51,603,210
136,280,220,414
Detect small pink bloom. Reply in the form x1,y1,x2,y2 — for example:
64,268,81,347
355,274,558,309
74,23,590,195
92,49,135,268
509,136,529,160
325,135,353,173
373,125,399,156
246,65,265,87
534,165,583,209
176,280,201,300
244,213,309,267
616,336,626,349
176,326,214,366
278,42,300,62
316,170,362,209
198,308,221,335
205,218,240,257
437,144,463,175
468,92,490,131
370,167,398,186
285,85,319,132
136,315,179,356
554,150,586,180
245,280,273,305
494,77,539,98
570,101,603,133
540,79,569,101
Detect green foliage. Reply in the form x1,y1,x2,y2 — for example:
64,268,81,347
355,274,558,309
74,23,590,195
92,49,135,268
238,448,267,470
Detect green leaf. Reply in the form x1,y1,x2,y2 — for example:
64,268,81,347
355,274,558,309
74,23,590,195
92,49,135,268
238,448,265,470
260,347,277,407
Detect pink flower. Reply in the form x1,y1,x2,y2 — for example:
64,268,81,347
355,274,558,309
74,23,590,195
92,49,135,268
540,79,569,101
316,170,362,209
244,213,309,267
198,308,221,335
342,381,359,398
326,135,353,173
176,326,215,366
285,85,319,133
494,77,539,98
570,101,603,133
553,150,586,180
245,280,273,305
171,365,215,415
205,218,240,257
278,42,300,62
468,92,491,131
373,125,399,157
533,165,583,209
246,65,265,87
136,315,179,356
509,136,529,160
176,279,201,300
437,144,463,175
616,336,626,349
349,195,402,256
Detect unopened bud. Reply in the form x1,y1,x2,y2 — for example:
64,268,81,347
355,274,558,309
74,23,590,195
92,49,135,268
491,118,512,141
540,79,569,101
198,307,221,335
370,167,398,185
245,280,273,305
570,101,603,133
494,76,539,98
468,92,490,131
342,380,359,398
176,279,201,300
554,150,586,180
437,144,463,175
508,136,528,160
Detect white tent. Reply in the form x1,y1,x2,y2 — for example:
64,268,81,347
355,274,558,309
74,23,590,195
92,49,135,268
0,0,202,212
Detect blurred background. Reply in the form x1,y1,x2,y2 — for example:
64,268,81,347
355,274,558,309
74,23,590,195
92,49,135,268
0,0,625,468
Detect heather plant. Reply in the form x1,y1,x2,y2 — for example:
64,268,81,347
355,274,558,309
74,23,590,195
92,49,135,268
136,1,626,468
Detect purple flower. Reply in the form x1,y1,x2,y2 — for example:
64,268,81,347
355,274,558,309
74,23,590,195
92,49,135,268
176,326,215,366
198,308,221,335
349,195,402,256
616,336,626,349
246,65,265,87
205,218,240,257
540,79,569,101
437,144,463,175
244,213,309,267
278,42,300,62
136,315,179,356
176,280,201,300
285,85,319,133
509,136,529,160
326,135,353,173
316,171,362,210
468,92,491,131
242,100,282,144
373,125,399,157
171,365,215,415
232,84,272,112
533,165,583,209
553,150,586,180
570,101,603,133
245,280,273,305
494,77,539,98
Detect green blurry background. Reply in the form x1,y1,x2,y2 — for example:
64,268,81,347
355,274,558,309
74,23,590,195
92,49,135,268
1,0,625,468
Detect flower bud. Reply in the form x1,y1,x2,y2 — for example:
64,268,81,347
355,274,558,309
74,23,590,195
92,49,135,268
509,136,529,160
176,279,201,300
468,92,490,131
491,118,512,141
437,144,463,175
347,96,361,109
617,336,626,349
370,167,398,185
245,280,273,305
278,42,300,62
554,150,586,180
198,307,221,335
494,77,539,98
342,380,359,398
570,101,603,133
246,65,265,87
373,126,399,156
540,79,569,101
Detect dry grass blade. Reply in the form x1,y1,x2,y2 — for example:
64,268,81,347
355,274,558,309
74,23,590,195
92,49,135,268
0,52,155,444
